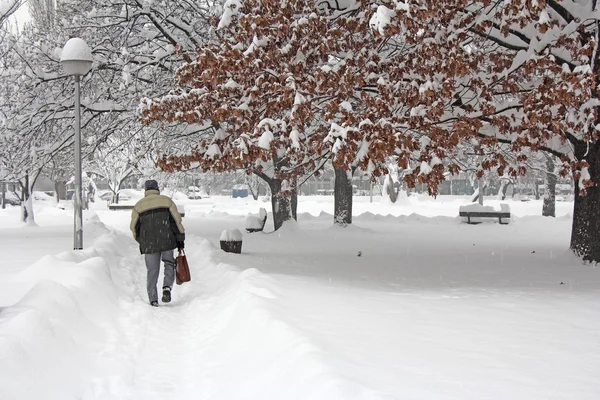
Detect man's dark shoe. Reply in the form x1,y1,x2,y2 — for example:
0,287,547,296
150,300,159,307
162,287,171,303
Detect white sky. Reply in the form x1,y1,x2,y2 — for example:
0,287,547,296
8,0,30,30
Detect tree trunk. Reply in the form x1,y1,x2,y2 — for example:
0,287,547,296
21,174,35,224
334,167,353,226
291,187,298,221
542,155,556,218
385,175,398,203
471,188,480,203
472,180,485,204
54,180,67,203
109,180,120,204
267,178,293,231
1,181,5,209
497,179,507,200
570,143,600,263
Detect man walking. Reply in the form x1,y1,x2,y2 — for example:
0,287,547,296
130,180,185,307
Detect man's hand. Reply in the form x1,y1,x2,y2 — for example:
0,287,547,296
177,241,185,251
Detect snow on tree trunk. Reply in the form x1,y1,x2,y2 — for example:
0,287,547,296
23,194,35,226
334,167,353,226
542,156,556,218
21,174,35,225
267,179,293,231
382,174,400,203
387,175,398,203
471,180,485,205
110,180,123,204
571,145,600,263
497,178,511,201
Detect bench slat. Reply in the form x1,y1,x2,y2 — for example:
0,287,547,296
459,211,510,218
459,210,510,225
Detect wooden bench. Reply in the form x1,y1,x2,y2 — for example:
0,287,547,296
459,210,510,224
108,203,185,217
459,203,510,225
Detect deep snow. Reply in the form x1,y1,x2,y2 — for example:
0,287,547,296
0,194,598,400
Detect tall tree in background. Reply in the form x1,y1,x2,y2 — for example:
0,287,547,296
0,0,217,220
543,154,558,218
89,125,148,204
28,0,55,30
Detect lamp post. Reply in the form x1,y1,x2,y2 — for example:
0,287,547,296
61,38,92,250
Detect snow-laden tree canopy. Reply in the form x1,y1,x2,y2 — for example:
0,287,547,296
0,0,219,195
142,0,600,261
359,0,600,261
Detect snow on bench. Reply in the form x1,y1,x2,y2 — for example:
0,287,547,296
246,208,267,233
459,203,510,224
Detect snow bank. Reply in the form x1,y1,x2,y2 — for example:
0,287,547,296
183,245,387,399
0,213,127,400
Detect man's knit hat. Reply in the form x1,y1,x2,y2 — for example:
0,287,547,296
144,179,159,191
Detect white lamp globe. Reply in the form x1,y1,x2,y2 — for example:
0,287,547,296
60,38,93,76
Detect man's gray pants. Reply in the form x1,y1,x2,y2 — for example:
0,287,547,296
144,250,176,302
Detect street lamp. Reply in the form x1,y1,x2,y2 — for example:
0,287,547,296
61,38,92,250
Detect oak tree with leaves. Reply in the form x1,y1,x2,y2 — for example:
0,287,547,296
141,0,405,228
141,0,350,229
359,0,600,262
143,0,600,263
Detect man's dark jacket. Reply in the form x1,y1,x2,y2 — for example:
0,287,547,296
130,189,185,254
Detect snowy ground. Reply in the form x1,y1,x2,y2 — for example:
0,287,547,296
0,194,598,400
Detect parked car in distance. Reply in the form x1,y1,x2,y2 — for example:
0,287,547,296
187,186,202,199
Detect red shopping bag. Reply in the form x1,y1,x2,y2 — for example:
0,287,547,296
176,250,191,285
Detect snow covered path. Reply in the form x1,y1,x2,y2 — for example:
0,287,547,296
93,231,383,400
100,244,214,400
